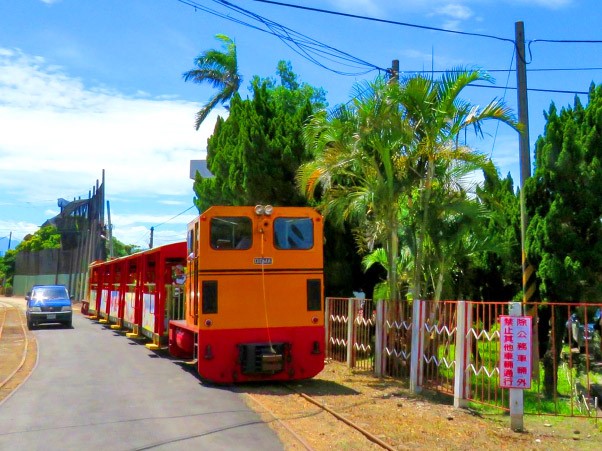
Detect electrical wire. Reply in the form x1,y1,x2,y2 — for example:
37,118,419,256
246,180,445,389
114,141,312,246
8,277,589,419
245,0,602,69
173,0,599,98
212,0,387,74
469,83,589,95
174,0,387,76
151,205,196,229
490,47,516,157
244,0,515,44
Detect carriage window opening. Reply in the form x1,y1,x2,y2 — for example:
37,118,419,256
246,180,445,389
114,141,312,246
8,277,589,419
274,218,313,250
187,229,194,253
210,216,252,250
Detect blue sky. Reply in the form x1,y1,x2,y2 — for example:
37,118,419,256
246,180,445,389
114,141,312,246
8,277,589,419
1,0,600,254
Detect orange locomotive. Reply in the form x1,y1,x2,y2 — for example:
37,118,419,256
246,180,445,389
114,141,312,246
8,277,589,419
169,205,325,383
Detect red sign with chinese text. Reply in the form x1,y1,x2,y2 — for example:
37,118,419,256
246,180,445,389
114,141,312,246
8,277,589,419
499,315,532,389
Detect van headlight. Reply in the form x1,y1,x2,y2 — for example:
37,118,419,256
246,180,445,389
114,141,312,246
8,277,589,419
61,306,72,312
30,307,41,312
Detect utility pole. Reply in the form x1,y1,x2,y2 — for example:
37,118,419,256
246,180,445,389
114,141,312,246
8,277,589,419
513,20,537,434
149,227,154,249
515,21,535,305
389,59,399,83
7,231,12,250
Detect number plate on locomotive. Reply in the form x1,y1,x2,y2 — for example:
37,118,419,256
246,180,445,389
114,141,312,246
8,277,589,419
253,257,273,265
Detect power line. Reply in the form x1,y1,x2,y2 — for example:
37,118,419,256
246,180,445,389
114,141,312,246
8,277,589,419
400,67,602,74
174,0,601,97
531,39,602,45
151,205,196,229
175,0,387,76
469,83,589,95
490,47,516,157
244,0,515,44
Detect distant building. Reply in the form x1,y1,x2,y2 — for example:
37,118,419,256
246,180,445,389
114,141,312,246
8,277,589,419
189,160,214,180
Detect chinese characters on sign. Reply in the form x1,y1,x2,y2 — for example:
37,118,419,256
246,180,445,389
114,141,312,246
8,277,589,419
499,315,532,389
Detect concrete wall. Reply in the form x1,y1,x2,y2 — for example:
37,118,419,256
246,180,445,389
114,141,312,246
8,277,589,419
13,274,75,297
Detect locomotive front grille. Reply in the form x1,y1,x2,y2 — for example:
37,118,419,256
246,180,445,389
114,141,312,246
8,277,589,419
238,343,287,375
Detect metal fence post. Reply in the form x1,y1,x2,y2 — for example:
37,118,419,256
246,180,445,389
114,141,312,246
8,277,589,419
410,299,424,393
454,300,468,408
374,299,385,377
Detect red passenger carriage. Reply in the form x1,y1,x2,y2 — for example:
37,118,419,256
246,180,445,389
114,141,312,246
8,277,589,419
86,242,187,348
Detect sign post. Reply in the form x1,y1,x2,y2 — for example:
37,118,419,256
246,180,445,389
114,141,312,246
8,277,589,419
499,302,532,431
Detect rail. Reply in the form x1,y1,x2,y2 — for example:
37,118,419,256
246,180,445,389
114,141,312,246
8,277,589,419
0,300,34,403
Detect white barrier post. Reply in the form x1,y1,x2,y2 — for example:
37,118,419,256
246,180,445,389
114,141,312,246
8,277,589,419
324,297,330,360
410,299,424,393
347,298,355,367
374,299,385,377
454,300,468,408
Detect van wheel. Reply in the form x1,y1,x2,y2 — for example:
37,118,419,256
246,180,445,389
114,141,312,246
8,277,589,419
27,320,34,330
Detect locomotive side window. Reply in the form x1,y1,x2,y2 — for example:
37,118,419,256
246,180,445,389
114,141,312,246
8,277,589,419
274,217,313,250
210,216,252,250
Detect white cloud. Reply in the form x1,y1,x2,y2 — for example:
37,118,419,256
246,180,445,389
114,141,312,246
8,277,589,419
0,220,39,242
0,48,222,246
434,4,474,20
0,48,222,203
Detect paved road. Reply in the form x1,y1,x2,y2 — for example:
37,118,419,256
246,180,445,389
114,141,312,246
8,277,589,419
0,306,284,451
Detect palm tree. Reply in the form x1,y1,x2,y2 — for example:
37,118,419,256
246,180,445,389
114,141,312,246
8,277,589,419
395,68,520,301
298,77,414,302
299,69,519,303
183,34,241,130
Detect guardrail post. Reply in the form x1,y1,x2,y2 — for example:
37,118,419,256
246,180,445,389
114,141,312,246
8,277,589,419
410,299,425,393
454,300,468,408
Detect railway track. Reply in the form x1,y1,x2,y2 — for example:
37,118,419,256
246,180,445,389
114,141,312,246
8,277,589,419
241,383,396,450
0,300,36,403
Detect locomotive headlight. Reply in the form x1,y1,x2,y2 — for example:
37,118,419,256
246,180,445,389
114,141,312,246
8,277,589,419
255,204,273,216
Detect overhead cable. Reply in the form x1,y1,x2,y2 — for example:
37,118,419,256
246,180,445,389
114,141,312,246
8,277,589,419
245,0,515,44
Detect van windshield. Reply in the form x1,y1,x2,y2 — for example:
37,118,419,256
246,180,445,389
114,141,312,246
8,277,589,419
32,287,69,300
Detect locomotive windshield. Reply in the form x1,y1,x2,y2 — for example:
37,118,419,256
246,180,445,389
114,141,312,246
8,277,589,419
210,216,252,250
273,217,313,250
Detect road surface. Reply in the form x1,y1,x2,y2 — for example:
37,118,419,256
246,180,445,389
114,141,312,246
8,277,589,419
0,300,283,451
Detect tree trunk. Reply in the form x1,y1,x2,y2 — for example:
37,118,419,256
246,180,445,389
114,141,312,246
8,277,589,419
388,213,399,302
543,308,566,398
412,157,434,301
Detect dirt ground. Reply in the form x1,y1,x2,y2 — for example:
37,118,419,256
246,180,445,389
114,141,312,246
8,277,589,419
2,299,601,450
240,360,602,450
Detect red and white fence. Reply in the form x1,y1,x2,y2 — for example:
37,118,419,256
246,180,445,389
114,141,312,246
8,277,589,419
325,297,602,417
